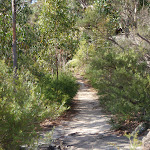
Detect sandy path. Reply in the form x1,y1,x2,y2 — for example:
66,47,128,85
51,77,131,150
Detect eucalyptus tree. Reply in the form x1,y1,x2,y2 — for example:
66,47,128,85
0,0,33,67
12,0,17,75
38,0,78,78
0,0,12,61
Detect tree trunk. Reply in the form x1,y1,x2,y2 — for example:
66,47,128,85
55,48,58,80
12,0,17,76
133,0,138,28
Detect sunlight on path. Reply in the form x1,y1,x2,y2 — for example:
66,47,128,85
52,76,131,150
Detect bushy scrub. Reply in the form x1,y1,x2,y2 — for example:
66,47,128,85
67,38,96,74
0,61,78,150
38,72,79,106
0,63,40,149
86,47,150,125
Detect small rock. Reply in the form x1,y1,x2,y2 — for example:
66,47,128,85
38,144,56,150
97,134,104,139
142,131,150,150
68,132,79,136
132,123,147,136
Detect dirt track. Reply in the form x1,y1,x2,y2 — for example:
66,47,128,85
51,76,133,150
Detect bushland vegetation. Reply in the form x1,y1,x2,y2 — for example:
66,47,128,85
71,0,150,130
0,0,79,149
0,0,150,149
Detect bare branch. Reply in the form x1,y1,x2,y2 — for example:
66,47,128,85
16,0,27,14
107,37,125,51
137,33,150,45
77,0,87,8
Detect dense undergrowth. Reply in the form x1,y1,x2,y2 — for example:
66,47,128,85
0,0,80,149
0,61,78,150
86,47,150,128
1,0,150,149
71,40,150,130
69,0,150,131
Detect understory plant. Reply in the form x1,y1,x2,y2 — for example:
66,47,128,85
125,132,142,150
0,60,78,150
37,72,79,106
86,46,150,127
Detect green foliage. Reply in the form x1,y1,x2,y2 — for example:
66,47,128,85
125,132,142,150
39,0,75,34
38,72,79,106
0,60,78,150
0,0,80,149
86,46,150,124
0,0,33,61
74,0,150,129
0,61,43,149
77,0,120,40
51,73,79,105
1,0,149,148
38,0,79,64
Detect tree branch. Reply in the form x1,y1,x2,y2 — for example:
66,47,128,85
16,0,25,14
107,37,125,51
137,33,150,45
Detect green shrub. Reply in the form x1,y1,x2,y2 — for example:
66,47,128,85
38,72,79,106
0,63,40,149
0,61,78,150
86,47,150,125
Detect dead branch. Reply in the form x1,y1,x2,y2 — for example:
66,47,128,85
137,33,150,45
107,37,125,51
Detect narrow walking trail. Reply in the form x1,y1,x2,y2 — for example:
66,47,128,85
51,76,131,150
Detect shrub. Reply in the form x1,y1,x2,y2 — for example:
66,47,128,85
0,61,78,150
86,47,150,125
38,72,79,106
0,63,41,149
